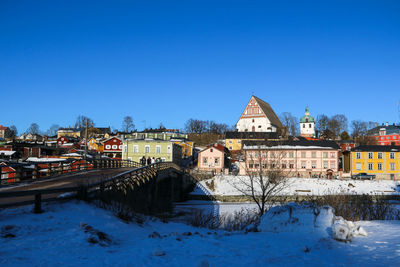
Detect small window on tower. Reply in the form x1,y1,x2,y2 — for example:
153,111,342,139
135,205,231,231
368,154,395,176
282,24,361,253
252,119,255,123
309,124,311,128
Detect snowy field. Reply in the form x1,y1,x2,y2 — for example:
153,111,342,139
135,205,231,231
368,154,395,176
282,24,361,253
192,175,400,196
1,201,400,266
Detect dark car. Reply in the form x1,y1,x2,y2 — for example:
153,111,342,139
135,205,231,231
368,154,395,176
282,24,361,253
351,173,376,180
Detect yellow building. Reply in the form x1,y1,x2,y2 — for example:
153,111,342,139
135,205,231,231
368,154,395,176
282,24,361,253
350,145,400,180
57,128,82,138
88,137,104,153
225,132,280,152
171,138,195,158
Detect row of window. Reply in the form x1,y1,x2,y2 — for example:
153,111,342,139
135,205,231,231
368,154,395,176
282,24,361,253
247,151,336,159
105,145,122,150
202,157,220,166
248,161,336,169
124,145,171,154
355,152,396,159
356,162,396,171
228,140,241,144
375,135,399,140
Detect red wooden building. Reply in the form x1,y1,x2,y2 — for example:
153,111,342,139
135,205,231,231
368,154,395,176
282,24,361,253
102,137,122,159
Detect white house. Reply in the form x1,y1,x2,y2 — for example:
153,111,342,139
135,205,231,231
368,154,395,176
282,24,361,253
236,95,283,133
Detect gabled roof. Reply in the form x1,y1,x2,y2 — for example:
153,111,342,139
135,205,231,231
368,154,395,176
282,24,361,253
201,143,230,154
253,96,283,128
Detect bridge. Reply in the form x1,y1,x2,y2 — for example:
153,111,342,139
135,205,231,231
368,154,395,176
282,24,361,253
0,159,196,214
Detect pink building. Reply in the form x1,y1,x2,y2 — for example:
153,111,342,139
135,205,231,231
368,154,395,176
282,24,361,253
197,143,231,173
242,140,340,178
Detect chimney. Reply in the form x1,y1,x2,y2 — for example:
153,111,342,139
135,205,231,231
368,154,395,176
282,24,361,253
386,122,389,127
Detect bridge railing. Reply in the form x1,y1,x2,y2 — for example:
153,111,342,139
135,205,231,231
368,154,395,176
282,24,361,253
0,161,182,210
0,159,141,186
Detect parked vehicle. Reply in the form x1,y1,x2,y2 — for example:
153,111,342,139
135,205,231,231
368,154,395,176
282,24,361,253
351,173,376,180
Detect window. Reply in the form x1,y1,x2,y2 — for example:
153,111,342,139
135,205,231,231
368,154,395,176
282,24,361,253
112,145,117,149
356,163,361,170
330,161,335,169
390,152,395,159
289,161,294,169
167,146,171,153
323,152,328,158
145,146,150,153
301,161,306,169
377,152,382,159
203,157,207,164
368,152,373,159
356,152,361,159
229,140,232,144
368,163,373,170
133,145,138,153
106,145,111,149
282,162,287,169
311,152,316,158
262,163,267,169
123,145,127,153
330,152,335,158
229,146,232,150
323,161,328,169
156,146,161,154
390,163,395,171
377,163,382,170
289,152,294,158
301,152,306,158
282,152,287,158
215,158,220,165
237,140,241,144
248,162,254,169
309,124,311,128
254,163,259,169
210,148,213,152
303,124,305,128
311,161,316,169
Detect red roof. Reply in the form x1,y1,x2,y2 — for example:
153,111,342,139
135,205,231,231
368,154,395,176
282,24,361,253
0,125,9,130
206,143,229,154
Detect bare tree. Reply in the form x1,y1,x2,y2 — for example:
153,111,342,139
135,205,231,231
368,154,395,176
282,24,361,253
6,125,17,139
75,115,94,129
231,142,291,215
279,112,299,136
330,114,348,137
351,120,368,139
315,114,329,134
184,119,207,134
46,124,60,136
122,116,135,132
26,123,40,135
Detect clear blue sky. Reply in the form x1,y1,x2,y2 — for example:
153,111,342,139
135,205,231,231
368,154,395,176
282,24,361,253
1,0,400,133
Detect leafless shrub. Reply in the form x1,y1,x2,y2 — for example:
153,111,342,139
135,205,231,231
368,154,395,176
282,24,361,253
308,194,400,221
186,208,260,231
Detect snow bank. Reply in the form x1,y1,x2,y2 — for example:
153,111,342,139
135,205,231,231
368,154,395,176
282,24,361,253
259,203,367,242
192,175,400,196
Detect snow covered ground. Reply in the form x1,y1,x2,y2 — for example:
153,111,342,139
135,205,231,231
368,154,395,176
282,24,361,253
191,175,400,196
1,201,400,266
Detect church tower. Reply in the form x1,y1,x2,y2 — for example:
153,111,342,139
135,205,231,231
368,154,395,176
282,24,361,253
300,106,315,137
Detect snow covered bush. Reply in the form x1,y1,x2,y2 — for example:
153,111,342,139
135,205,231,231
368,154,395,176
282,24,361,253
258,202,368,242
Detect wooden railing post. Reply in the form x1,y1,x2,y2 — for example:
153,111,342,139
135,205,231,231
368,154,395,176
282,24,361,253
32,165,38,179
34,193,43,213
15,166,22,182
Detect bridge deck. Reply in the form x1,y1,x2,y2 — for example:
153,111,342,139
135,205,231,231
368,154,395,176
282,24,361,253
0,167,135,207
